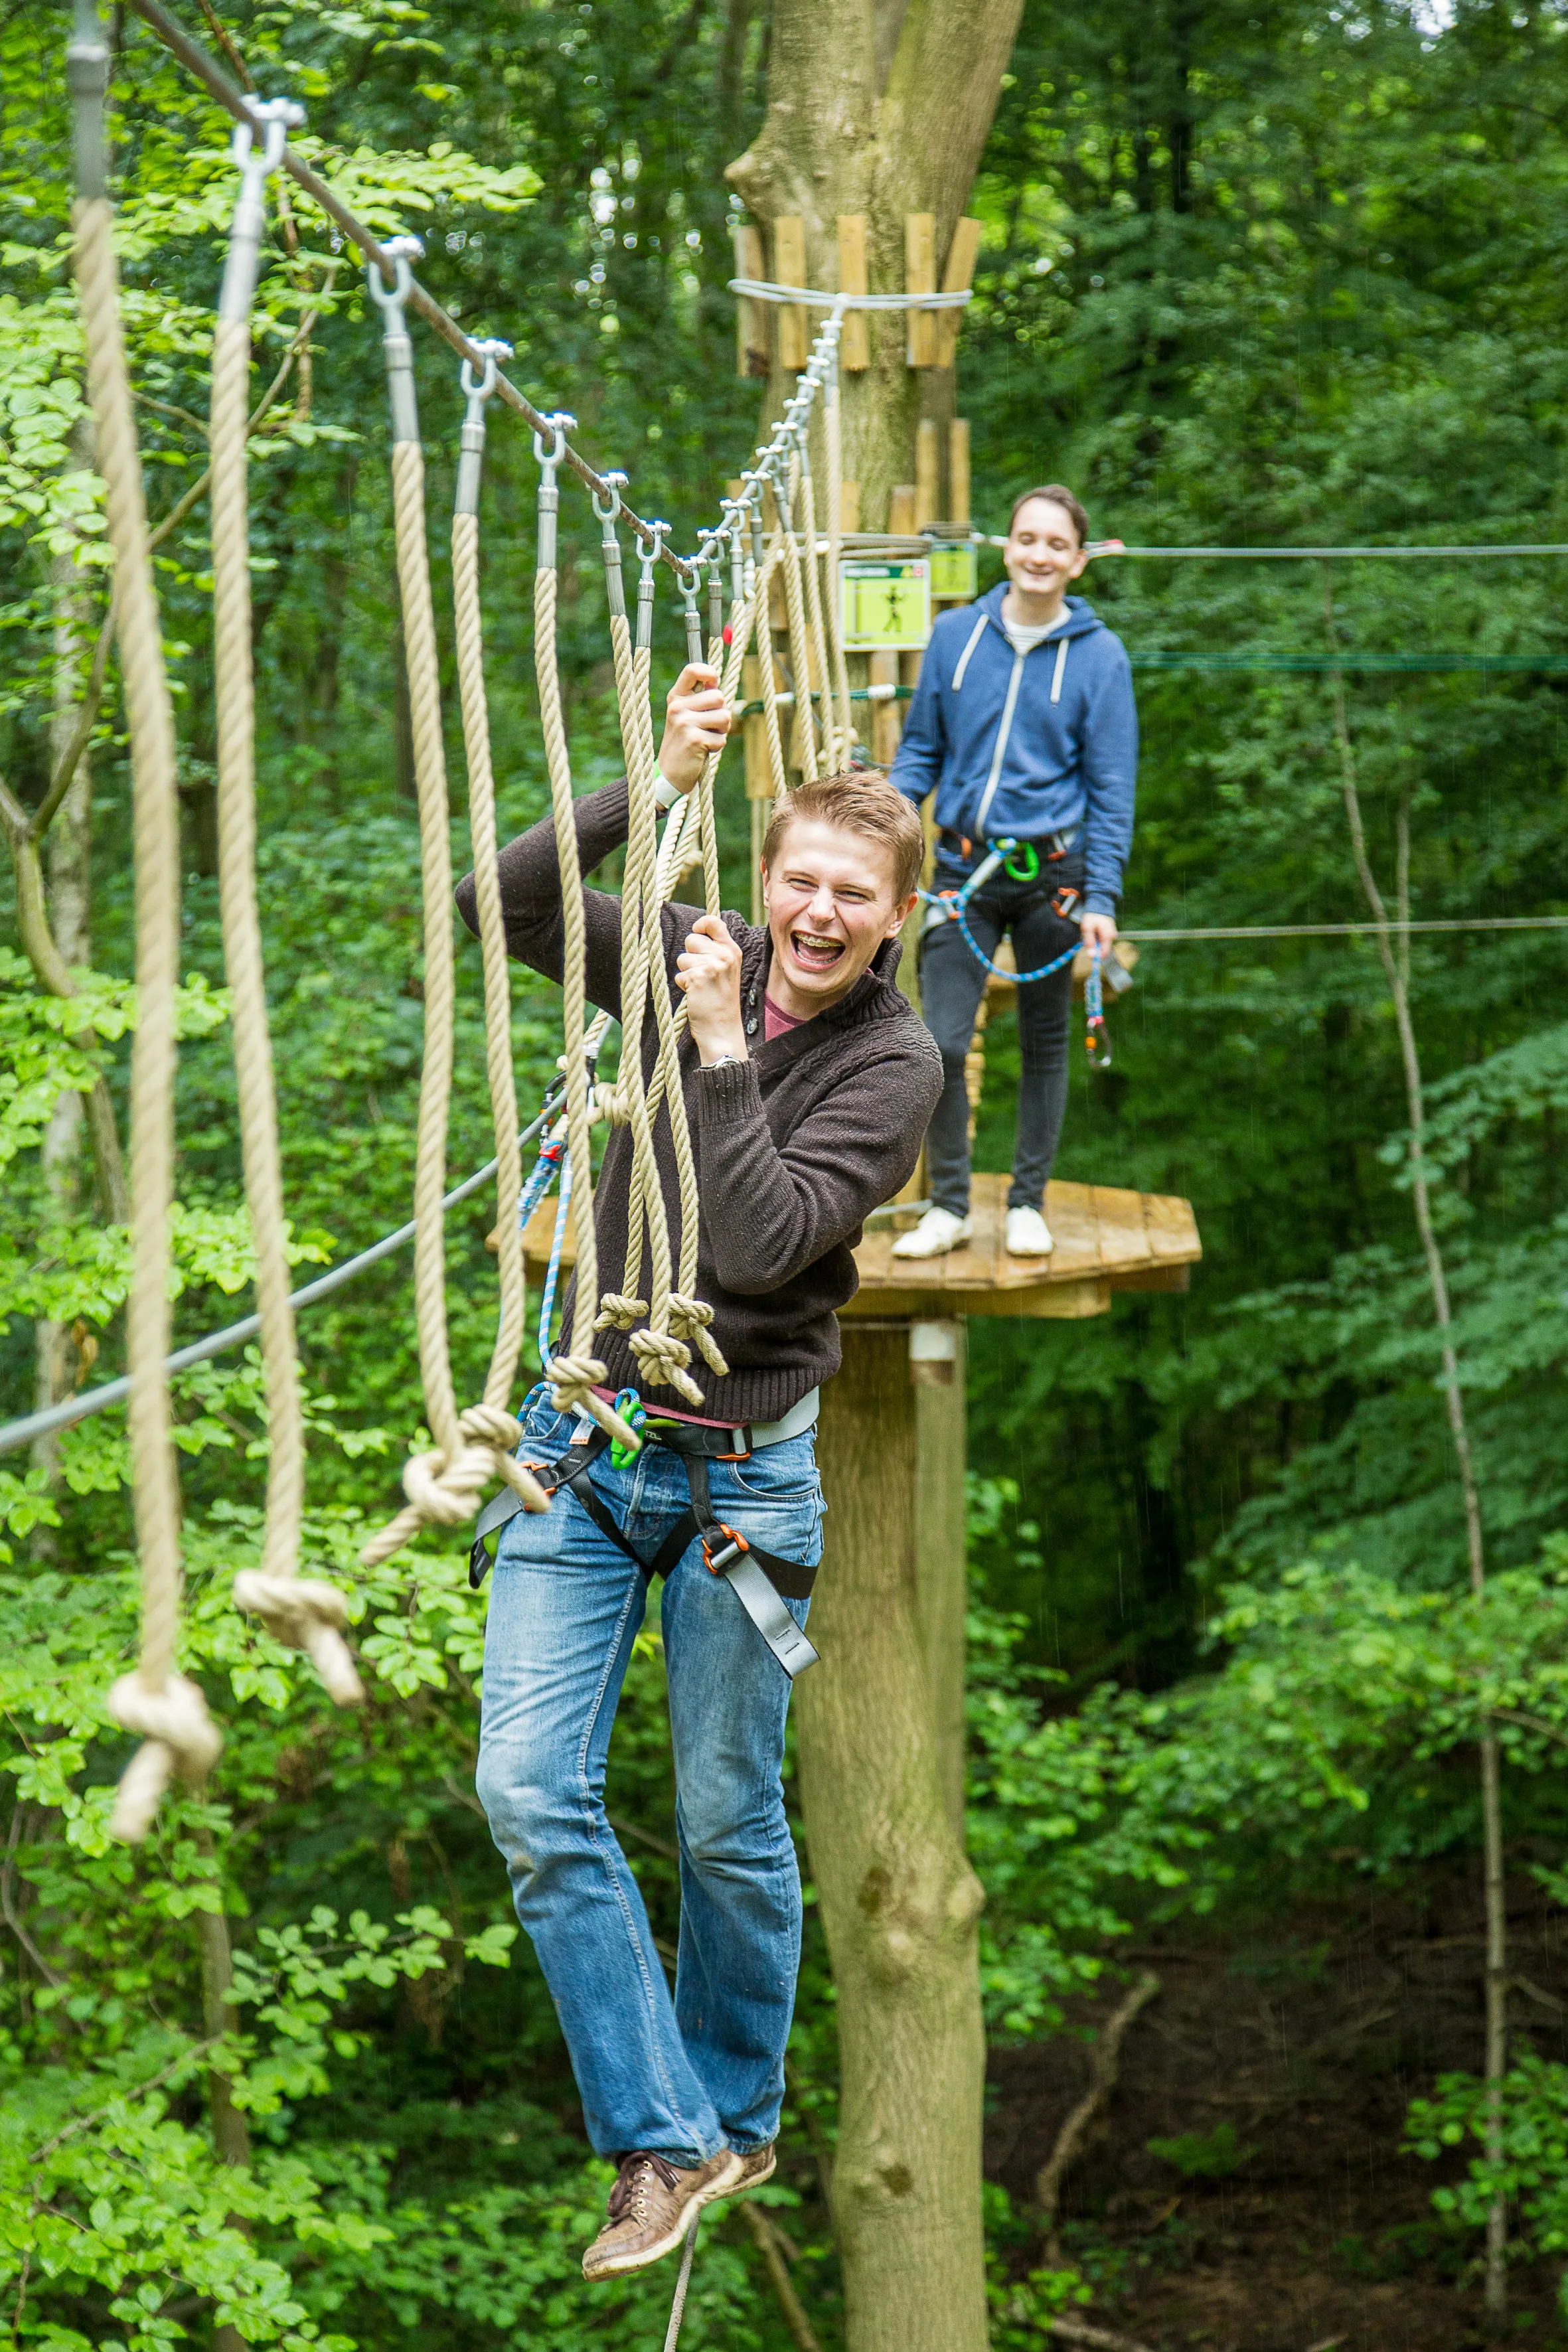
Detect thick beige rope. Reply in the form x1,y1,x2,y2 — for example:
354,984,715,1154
777,475,818,786
359,441,556,1569
209,293,364,1702
597,603,675,1343
796,456,838,774
451,509,550,1511
629,637,725,1391
76,197,222,1840
531,558,640,1450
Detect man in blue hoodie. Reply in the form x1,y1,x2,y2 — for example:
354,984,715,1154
889,485,1137,1259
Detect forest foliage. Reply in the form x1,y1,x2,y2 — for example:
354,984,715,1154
3,0,1568,2341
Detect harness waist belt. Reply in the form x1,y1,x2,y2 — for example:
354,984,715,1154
467,1400,822,1680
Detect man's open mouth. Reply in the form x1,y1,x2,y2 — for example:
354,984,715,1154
790,930,845,973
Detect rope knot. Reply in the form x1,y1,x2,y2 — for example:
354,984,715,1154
595,1292,649,1333
629,1327,706,1409
668,1294,730,1378
232,1571,365,1706
106,1672,224,1844
593,1081,632,1127
358,1400,552,1569
546,1354,644,1452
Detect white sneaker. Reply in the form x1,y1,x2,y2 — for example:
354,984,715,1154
891,1206,973,1259
1005,1206,1054,1258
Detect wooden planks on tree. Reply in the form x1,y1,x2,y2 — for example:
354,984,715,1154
837,214,870,370
773,214,810,370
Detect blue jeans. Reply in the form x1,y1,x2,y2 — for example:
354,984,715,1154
476,1395,823,2165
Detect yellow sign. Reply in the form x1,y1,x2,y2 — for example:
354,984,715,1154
929,541,979,601
840,558,931,650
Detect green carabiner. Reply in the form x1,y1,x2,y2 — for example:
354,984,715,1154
609,1386,647,1468
1004,840,1040,882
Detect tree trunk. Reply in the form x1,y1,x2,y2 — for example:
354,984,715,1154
194,1828,252,2352
797,1325,988,2352
725,0,1024,530
913,1319,967,1836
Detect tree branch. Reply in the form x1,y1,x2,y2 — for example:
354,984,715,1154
1048,2320,1158,2352
1036,1973,1160,2260
0,783,129,1218
742,2203,823,2352
1,1809,67,1993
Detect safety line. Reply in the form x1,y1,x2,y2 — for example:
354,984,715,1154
1130,653,1568,673
1120,916,1568,942
728,275,973,311
1084,542,1568,560
0,1091,565,1460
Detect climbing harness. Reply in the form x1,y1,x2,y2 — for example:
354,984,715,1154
468,1403,821,1682
921,836,1111,1060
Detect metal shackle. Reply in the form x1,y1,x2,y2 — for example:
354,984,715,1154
636,520,668,655
532,411,574,573
454,337,513,518
368,235,425,443
218,93,305,327
596,470,629,619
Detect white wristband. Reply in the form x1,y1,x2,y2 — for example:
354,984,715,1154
654,774,681,811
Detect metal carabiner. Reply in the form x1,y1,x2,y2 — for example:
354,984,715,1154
532,409,575,572
635,518,668,655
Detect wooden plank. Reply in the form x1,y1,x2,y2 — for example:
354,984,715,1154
1142,1190,1204,1264
774,214,810,370
888,483,917,536
905,212,937,366
1036,1178,1101,1279
732,222,767,378
915,418,939,528
870,649,902,763
841,1277,1112,1322
1089,1182,1154,1273
838,478,862,534
949,419,971,528
837,213,870,371
1109,1264,1191,1294
936,217,982,366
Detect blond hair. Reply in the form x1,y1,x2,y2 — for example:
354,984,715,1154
761,771,924,903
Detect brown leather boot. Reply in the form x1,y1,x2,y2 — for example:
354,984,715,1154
581,2147,743,2281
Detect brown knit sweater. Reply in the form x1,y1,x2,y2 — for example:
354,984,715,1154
455,779,942,1425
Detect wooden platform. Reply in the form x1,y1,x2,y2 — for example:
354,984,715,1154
520,1171,1200,1324
847,1172,1199,1319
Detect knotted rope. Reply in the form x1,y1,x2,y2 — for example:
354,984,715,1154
448,341,552,1510
530,421,641,1452
360,248,563,1574
75,184,222,1838
212,103,364,1703
823,353,855,762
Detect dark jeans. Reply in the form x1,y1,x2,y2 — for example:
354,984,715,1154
918,853,1081,1217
